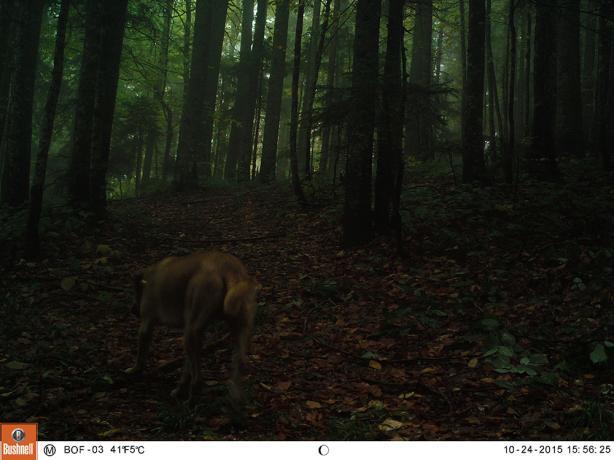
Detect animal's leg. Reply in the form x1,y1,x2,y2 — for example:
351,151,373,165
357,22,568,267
229,319,252,406
183,272,223,403
170,358,191,399
125,319,154,374
185,325,204,402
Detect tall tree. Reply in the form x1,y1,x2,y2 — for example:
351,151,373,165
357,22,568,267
556,0,584,157
581,0,597,149
175,0,226,188
375,0,404,231
434,27,444,83
0,0,16,149
297,0,322,177
596,0,613,170
320,0,343,175
90,0,130,215
298,0,331,179
0,0,46,206
405,0,434,161
485,0,503,163
237,0,268,182
461,0,486,183
67,0,103,207
26,0,71,256
260,0,291,182
200,0,230,180
289,0,307,203
160,0,175,180
523,7,532,137
342,0,381,246
459,0,468,144
530,0,558,177
504,0,517,184
225,0,255,181
173,0,192,180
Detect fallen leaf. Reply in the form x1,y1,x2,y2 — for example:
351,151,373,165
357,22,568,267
378,418,404,432
98,428,121,438
305,400,322,409
367,400,385,409
5,361,29,370
276,381,292,391
468,358,479,368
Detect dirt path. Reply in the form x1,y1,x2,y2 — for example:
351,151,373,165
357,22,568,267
1,183,611,440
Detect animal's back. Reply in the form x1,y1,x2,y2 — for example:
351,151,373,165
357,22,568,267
141,252,251,327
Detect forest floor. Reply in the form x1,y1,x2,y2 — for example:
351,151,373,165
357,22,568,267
2,163,614,440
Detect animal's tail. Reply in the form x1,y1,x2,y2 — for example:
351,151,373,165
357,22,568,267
223,279,261,323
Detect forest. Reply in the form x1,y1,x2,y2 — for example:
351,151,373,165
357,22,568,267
1,0,613,441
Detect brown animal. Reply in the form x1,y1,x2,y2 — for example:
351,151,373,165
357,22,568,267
126,251,260,405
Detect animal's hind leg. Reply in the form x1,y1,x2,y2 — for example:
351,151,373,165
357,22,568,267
182,272,223,403
170,358,190,400
125,318,154,375
184,324,204,402
229,313,254,409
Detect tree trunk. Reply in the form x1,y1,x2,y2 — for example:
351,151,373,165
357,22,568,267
26,0,70,256
0,0,45,206
251,76,264,179
175,0,223,188
289,0,307,203
134,129,144,196
524,9,532,137
530,0,558,177
297,0,322,178
596,1,613,170
320,0,342,175
486,0,502,161
461,0,486,183
459,0,468,144
200,0,229,180
67,0,103,207
301,0,333,179
173,0,192,180
374,0,403,231
405,0,433,161
237,0,268,183
225,0,255,181
214,82,231,177
556,0,584,157
504,0,517,184
89,0,129,216
183,0,192,99
141,125,156,190
434,27,444,83
260,0,291,182
582,0,597,150
159,0,174,180
0,0,17,150
342,0,381,246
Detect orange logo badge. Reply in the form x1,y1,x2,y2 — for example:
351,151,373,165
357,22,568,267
1,423,37,460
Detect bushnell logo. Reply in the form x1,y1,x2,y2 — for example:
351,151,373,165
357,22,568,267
11,428,26,442
1,423,38,459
